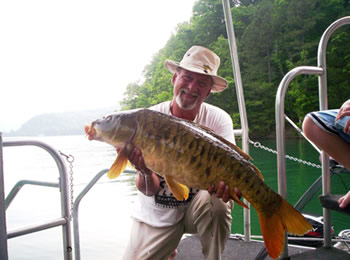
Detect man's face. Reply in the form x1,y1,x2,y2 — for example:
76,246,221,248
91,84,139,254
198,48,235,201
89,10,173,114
172,68,213,111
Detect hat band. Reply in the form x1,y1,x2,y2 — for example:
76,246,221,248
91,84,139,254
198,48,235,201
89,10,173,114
179,62,217,76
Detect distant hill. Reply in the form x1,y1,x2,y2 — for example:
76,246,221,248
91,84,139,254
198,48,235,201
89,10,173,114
4,107,118,137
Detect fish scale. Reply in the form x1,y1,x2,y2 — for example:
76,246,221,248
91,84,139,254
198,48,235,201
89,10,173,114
134,110,275,207
85,108,312,259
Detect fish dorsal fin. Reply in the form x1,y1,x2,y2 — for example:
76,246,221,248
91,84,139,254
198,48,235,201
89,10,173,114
218,136,252,161
195,123,252,161
107,147,129,179
198,123,262,180
164,175,189,201
251,164,264,180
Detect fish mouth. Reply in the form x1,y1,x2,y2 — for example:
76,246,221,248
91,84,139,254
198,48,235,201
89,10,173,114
84,122,97,140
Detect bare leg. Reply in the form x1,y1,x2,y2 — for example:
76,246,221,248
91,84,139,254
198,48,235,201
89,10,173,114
303,116,350,170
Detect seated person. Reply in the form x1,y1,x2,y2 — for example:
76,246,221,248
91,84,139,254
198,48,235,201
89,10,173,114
303,100,350,210
303,99,350,170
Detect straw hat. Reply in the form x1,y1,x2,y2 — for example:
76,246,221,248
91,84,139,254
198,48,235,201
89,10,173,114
165,45,228,92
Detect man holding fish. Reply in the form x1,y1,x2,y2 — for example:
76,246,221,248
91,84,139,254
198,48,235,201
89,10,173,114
85,46,312,259
123,46,238,260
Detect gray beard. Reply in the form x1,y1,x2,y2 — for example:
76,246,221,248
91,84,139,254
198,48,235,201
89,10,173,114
175,94,198,111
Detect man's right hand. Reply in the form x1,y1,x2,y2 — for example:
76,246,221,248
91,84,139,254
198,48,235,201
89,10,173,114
127,147,153,177
125,146,160,196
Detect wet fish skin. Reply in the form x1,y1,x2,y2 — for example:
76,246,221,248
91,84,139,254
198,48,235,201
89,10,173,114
85,108,312,259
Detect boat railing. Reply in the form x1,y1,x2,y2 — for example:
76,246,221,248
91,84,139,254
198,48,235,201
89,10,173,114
275,16,350,258
71,168,135,260
0,134,73,260
5,180,60,210
72,168,108,260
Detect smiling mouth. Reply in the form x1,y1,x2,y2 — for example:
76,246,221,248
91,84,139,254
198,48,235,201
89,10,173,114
180,88,199,99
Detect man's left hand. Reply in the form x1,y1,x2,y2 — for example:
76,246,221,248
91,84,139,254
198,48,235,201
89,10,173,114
208,181,241,203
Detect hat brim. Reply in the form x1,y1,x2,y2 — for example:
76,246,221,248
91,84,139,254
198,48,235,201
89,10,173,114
165,60,228,93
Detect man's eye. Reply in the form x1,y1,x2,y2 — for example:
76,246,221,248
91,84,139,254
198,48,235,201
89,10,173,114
199,81,210,88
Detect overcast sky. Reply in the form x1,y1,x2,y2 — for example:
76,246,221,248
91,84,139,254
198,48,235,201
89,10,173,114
0,0,197,131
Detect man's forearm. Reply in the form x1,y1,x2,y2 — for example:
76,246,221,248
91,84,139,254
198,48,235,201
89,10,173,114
135,170,160,196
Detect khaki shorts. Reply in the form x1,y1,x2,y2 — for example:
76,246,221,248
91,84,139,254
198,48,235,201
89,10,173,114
123,190,233,260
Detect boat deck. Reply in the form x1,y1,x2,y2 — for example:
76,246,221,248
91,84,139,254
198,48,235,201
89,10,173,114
174,235,350,260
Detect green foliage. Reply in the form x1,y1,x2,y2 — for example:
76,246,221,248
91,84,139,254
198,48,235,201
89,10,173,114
121,0,350,137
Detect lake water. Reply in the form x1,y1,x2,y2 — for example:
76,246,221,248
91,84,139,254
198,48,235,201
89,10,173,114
1,135,349,259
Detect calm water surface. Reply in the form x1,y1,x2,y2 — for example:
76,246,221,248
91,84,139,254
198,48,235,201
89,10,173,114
2,135,349,259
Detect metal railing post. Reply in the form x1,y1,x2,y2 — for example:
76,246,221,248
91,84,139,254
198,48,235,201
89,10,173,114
0,133,9,260
73,169,108,260
275,66,323,258
3,140,73,260
316,16,350,248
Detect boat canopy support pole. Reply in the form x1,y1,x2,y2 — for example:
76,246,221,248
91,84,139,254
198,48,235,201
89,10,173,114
222,0,251,241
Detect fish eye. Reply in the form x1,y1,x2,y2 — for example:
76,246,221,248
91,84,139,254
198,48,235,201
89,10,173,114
105,115,112,123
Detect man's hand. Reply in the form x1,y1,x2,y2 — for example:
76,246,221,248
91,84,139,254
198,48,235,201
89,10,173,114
117,146,153,177
119,146,160,196
208,181,241,203
336,99,350,134
338,191,350,209
127,147,153,177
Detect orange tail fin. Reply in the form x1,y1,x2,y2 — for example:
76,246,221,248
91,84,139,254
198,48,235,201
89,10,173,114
257,198,312,259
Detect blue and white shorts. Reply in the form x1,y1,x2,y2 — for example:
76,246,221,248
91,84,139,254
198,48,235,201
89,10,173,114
306,109,350,144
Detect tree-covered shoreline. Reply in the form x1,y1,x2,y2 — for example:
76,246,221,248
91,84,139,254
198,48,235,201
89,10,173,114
121,0,350,138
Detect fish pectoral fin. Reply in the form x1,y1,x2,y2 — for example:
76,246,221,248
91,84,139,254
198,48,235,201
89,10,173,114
231,192,249,209
164,175,189,201
107,147,129,179
127,160,134,169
